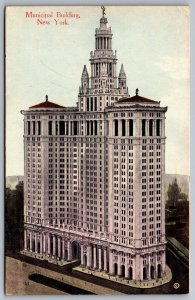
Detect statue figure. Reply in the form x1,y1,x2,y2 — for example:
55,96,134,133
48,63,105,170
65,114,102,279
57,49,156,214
101,6,106,17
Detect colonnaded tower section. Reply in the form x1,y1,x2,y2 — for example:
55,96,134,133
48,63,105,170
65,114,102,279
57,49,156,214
21,10,168,283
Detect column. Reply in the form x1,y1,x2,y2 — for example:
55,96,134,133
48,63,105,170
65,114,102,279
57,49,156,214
48,234,51,255
153,120,156,136
24,229,27,251
35,232,38,253
93,245,97,269
104,248,107,272
62,238,65,260
125,253,129,278
109,250,114,275
43,233,46,253
87,244,92,268
154,253,157,279
81,244,84,266
119,119,122,137
67,240,72,261
58,237,61,258
140,255,143,280
146,119,149,137
147,254,151,280
161,250,166,276
53,235,56,256
98,247,102,271
118,253,122,276
40,233,43,254
126,119,129,137
29,231,32,252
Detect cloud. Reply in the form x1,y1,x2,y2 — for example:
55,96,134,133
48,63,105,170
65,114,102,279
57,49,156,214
155,56,189,80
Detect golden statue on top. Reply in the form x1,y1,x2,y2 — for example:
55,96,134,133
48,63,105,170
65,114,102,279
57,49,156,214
101,6,106,17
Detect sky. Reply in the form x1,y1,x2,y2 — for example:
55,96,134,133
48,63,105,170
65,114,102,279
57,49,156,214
6,6,190,176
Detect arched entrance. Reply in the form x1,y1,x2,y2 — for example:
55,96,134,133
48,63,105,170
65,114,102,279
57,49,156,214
143,267,147,280
129,267,133,280
37,241,40,253
151,265,155,279
114,263,118,275
157,264,162,278
72,241,81,260
32,239,35,252
83,254,87,267
121,265,125,277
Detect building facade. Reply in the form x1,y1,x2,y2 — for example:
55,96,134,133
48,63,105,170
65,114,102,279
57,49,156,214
21,13,167,281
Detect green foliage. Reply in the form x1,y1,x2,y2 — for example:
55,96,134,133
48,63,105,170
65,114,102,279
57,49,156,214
167,178,188,206
5,181,24,253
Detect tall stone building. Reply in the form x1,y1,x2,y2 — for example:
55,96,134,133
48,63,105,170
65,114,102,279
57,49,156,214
21,11,167,281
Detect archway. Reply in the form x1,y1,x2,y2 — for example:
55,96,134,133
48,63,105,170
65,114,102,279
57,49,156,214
37,241,40,253
32,239,35,252
114,263,118,275
83,254,87,267
157,264,162,278
121,265,125,277
151,265,155,279
129,267,133,280
72,241,81,260
65,249,68,261
143,267,147,280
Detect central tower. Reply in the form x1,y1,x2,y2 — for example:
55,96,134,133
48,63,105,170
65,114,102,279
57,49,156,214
78,14,129,112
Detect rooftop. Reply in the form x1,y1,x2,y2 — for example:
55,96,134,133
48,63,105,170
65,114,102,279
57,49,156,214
117,89,160,105
29,96,65,109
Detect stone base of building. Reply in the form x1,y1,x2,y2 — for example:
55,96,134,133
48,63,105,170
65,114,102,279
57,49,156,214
73,264,172,289
20,250,78,267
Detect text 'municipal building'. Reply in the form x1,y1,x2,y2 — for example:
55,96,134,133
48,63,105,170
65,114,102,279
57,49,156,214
21,11,168,282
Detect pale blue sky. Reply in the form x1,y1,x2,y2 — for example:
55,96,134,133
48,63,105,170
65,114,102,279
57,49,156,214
6,6,190,176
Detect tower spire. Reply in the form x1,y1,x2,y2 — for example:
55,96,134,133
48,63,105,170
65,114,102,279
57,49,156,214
82,65,89,78
119,64,126,78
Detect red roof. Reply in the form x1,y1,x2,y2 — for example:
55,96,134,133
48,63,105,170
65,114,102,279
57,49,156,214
117,95,159,104
30,100,65,109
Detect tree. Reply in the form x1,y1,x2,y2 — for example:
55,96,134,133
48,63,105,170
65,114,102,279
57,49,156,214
5,181,24,254
167,178,181,206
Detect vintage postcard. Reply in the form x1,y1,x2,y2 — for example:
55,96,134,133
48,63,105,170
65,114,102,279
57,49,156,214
5,6,189,295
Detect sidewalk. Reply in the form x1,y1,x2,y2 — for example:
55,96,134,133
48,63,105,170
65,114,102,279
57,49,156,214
20,250,77,267
73,265,172,289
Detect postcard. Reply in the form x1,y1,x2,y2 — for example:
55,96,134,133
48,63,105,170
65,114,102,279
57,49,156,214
5,6,189,295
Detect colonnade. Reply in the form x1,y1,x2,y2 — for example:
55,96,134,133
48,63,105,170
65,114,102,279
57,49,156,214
24,229,165,281
80,243,108,272
24,229,73,261
112,118,163,138
96,36,112,50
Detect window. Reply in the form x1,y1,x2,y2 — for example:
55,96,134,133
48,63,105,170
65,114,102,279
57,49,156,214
91,97,93,111
114,120,118,136
32,121,35,135
59,121,65,135
94,121,98,135
122,119,126,136
48,121,52,135
27,121,30,135
149,119,153,136
87,98,89,111
37,121,41,135
129,119,133,136
73,121,78,135
142,119,146,136
156,119,161,136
